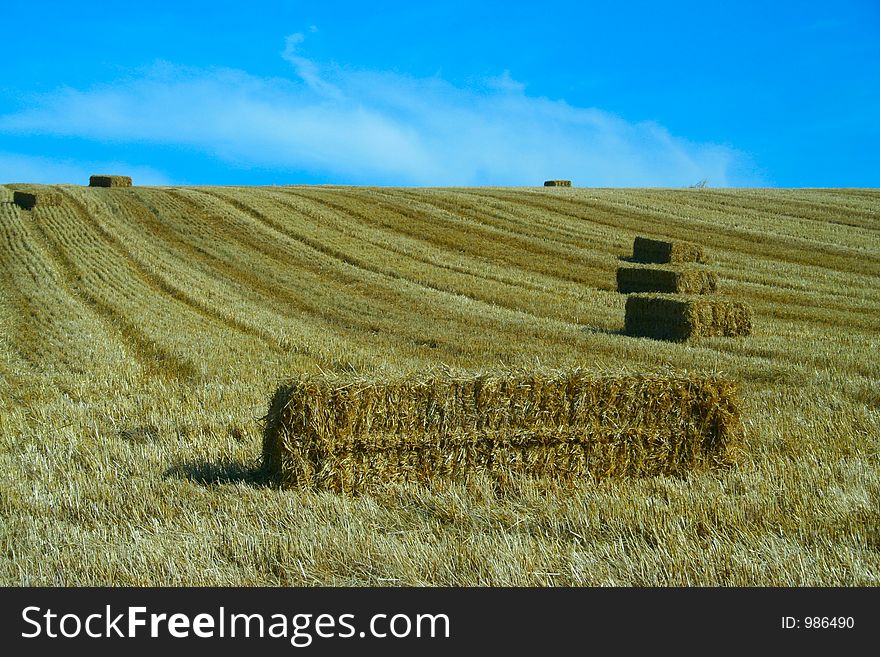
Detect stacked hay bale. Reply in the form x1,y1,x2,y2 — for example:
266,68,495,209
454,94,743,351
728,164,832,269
617,266,718,295
13,189,63,210
624,295,752,341
544,180,572,187
89,175,132,187
631,236,707,264
619,237,752,341
263,369,743,493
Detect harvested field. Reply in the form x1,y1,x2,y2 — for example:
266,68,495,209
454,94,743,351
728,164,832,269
625,294,753,341
89,175,133,187
544,180,572,187
12,190,62,210
631,236,708,264
263,370,742,493
1,184,878,586
616,265,718,294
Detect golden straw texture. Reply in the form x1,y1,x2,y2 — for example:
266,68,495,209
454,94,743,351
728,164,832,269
12,190,62,210
263,369,743,493
631,236,708,264
617,265,718,294
625,294,753,341
88,175,133,187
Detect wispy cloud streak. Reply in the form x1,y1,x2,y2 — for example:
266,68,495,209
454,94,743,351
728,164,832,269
0,36,760,186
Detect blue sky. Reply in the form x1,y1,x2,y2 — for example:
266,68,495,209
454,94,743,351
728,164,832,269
0,0,877,187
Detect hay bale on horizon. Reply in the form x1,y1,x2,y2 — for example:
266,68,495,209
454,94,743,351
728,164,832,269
89,175,132,188
13,190,62,210
617,266,718,294
632,236,708,264
625,294,752,341
262,369,743,493
544,180,572,187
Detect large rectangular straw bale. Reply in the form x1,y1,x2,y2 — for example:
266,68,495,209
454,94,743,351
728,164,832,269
13,190,62,210
632,236,707,264
617,266,718,294
544,180,572,187
89,175,132,187
625,294,752,341
263,369,743,493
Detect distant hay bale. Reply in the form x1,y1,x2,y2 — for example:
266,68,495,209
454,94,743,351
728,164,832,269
617,266,718,294
262,369,743,493
89,175,132,188
632,236,708,264
13,190,62,210
544,180,572,187
625,294,752,341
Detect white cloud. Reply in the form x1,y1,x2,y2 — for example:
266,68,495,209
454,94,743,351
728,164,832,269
488,70,526,94
281,33,343,100
0,38,762,187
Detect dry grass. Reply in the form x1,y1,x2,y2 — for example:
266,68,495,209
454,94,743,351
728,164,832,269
616,265,718,294
0,184,878,585
263,369,742,493
625,294,753,341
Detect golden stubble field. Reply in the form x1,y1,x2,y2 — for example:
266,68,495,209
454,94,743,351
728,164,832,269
0,184,877,585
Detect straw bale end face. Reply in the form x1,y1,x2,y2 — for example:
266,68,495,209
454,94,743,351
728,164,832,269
544,180,572,187
625,294,752,341
13,190,62,210
89,175,133,188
